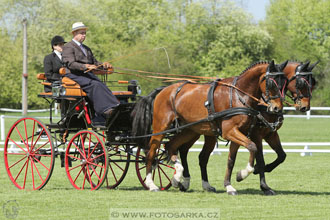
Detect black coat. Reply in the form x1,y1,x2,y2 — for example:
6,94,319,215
43,52,63,92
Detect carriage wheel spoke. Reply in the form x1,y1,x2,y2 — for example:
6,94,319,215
88,161,105,169
22,157,30,189
31,125,44,152
30,159,35,190
79,134,87,158
8,137,27,154
86,166,94,189
15,126,28,151
69,163,84,172
157,166,163,188
31,158,44,183
109,163,118,182
23,119,29,151
32,156,50,171
158,164,172,182
110,160,125,172
8,156,27,169
67,154,83,161
91,166,101,182
82,167,87,189
88,142,101,158
72,142,86,160
31,140,50,154
14,159,29,182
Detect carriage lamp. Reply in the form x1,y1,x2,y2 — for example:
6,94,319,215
128,80,141,95
60,87,66,96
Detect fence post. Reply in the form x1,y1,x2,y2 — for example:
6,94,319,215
1,115,5,141
307,110,311,120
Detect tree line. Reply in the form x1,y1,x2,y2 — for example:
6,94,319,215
0,0,329,108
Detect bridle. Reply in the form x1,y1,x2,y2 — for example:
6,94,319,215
287,66,314,102
261,71,288,104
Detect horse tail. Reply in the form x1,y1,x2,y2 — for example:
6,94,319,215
131,86,165,148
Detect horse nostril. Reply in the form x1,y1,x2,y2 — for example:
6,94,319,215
300,107,307,112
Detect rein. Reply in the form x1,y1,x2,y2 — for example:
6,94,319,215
217,81,269,107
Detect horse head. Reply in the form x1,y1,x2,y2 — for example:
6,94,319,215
286,61,318,112
259,60,288,113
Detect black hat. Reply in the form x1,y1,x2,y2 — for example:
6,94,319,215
51,35,66,48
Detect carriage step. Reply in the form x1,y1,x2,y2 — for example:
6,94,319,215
46,123,61,129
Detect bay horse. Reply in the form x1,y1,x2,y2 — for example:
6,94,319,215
132,60,288,192
175,61,317,195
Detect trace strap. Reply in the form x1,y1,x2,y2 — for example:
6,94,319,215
125,107,259,140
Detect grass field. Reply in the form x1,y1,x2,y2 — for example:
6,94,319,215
0,114,330,220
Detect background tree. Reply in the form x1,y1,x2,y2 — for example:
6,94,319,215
265,0,330,105
0,0,328,109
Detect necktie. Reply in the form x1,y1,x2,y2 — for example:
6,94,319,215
79,44,87,56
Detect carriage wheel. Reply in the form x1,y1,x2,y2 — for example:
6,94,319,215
4,117,55,190
65,130,108,190
135,146,175,190
105,144,130,189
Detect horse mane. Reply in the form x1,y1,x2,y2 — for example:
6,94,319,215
239,60,304,77
239,60,271,76
287,60,303,65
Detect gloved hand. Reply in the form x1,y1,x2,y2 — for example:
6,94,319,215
85,64,97,71
103,62,112,69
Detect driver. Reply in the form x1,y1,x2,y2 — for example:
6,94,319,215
62,22,119,124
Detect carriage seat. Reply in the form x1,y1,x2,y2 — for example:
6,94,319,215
37,73,134,98
37,73,86,97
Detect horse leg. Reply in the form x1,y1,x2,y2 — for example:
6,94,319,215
165,129,199,190
222,127,257,192
178,134,200,192
145,135,164,192
224,142,239,195
199,136,217,192
263,132,286,173
251,136,276,195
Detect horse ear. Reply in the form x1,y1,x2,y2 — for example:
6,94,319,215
267,60,276,73
278,60,288,71
299,62,310,72
307,61,319,71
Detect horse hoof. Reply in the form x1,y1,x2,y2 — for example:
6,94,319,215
264,189,276,196
227,191,238,196
150,188,160,192
204,186,216,193
171,178,180,188
236,172,243,182
179,184,188,192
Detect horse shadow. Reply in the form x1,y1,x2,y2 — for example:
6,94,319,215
235,188,330,196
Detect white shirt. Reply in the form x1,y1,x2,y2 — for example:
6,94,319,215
54,50,62,60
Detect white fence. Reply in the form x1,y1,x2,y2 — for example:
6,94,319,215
1,107,330,156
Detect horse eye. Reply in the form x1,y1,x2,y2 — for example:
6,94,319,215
296,78,305,89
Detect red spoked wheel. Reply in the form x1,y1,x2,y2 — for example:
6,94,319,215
65,130,108,190
135,146,175,190
4,117,55,190
105,144,130,189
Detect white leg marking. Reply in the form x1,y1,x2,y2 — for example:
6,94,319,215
173,160,184,182
240,163,254,180
145,173,159,191
226,185,237,193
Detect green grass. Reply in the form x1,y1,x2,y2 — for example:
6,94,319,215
1,114,330,219
1,152,330,220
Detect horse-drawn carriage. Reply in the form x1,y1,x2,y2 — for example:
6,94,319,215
3,69,175,190
3,60,317,195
